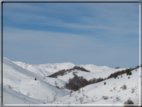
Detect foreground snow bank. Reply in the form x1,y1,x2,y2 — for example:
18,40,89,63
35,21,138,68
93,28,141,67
2,57,141,106
3,57,69,104
2,85,43,104
52,67,140,105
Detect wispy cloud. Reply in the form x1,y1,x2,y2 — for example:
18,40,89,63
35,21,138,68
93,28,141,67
3,27,139,67
3,3,139,68
4,3,138,37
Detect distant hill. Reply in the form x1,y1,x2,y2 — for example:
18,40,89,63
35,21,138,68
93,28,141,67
48,66,90,78
2,57,140,106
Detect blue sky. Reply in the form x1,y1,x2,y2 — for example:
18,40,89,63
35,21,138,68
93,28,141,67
3,3,139,68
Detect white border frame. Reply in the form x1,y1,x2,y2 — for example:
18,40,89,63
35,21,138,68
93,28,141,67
1,0,141,107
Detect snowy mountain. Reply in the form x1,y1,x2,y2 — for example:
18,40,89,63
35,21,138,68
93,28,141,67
2,85,43,104
48,65,126,83
13,61,75,76
80,64,113,72
52,68,140,106
3,57,69,104
2,57,141,106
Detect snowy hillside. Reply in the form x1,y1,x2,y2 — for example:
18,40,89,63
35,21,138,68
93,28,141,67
48,65,126,82
80,64,113,72
13,61,75,76
2,85,43,104
2,57,141,106
52,68,140,106
3,57,69,104
13,61,121,75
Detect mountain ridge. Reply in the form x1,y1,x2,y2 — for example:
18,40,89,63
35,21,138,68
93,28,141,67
1,57,140,106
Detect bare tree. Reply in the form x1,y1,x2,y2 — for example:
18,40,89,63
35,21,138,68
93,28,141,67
70,91,72,97
8,85,12,89
27,92,30,97
102,96,108,100
79,97,83,104
55,81,58,86
121,84,127,90
131,87,135,93
53,93,57,101
116,97,120,101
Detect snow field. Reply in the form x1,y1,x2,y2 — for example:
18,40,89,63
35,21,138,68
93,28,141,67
2,57,140,106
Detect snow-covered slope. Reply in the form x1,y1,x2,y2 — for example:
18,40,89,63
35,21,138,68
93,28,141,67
55,67,126,82
52,67,140,105
3,57,69,104
13,61,75,76
13,59,126,82
2,57,140,106
2,85,43,104
12,61,51,77
80,64,113,72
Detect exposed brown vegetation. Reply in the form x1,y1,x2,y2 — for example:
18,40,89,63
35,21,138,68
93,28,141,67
48,66,90,78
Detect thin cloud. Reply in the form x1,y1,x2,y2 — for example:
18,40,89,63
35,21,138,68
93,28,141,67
3,27,139,68
3,3,138,36
3,3,139,68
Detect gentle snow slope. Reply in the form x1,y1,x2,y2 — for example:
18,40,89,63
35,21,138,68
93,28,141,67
3,57,69,104
13,61,75,76
2,85,43,104
80,64,113,72
2,57,140,106
52,67,140,105
56,67,126,83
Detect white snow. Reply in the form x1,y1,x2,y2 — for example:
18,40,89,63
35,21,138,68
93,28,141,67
80,64,113,72
3,57,69,104
57,67,126,82
2,85,43,104
13,61,75,76
52,68,140,106
2,57,141,106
